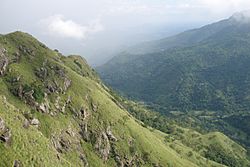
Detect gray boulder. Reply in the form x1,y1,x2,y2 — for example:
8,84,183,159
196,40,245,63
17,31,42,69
30,118,40,127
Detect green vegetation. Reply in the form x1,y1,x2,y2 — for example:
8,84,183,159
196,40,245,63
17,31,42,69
205,144,242,167
1,31,244,166
98,13,250,154
106,91,249,166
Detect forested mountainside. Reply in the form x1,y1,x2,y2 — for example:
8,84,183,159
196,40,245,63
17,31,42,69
98,11,250,158
98,12,250,112
1,31,248,166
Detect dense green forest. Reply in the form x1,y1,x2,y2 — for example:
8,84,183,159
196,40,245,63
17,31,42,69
108,89,250,166
98,12,250,159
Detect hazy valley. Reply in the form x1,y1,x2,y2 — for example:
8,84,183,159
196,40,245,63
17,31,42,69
1,1,250,166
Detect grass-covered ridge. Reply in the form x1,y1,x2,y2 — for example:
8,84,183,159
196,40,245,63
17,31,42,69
0,31,248,166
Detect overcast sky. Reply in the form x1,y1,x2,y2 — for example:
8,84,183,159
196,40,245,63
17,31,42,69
1,0,250,66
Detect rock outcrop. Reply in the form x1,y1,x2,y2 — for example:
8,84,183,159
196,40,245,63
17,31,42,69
63,78,71,91
0,118,12,144
79,153,89,167
13,160,22,167
91,102,98,112
30,118,40,128
0,47,8,76
80,122,90,142
80,107,89,120
95,132,111,161
53,96,71,114
23,119,30,129
52,135,71,153
106,126,118,142
19,45,35,56
35,67,48,80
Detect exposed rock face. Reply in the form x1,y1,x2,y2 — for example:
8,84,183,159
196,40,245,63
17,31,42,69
95,132,111,161
80,122,90,142
111,143,124,167
0,118,12,144
0,47,8,76
19,45,35,56
66,127,75,137
52,135,71,153
51,130,75,154
54,96,61,110
45,80,64,94
17,85,23,98
13,160,22,167
80,153,89,167
0,118,5,132
115,155,124,167
23,119,30,129
24,90,35,99
34,62,71,96
59,137,71,152
23,90,36,106
53,96,71,114
106,126,117,142
30,118,40,127
66,96,71,105
61,104,66,113
91,102,98,112
38,103,46,112
50,128,91,166
10,83,42,108
64,78,71,91
35,67,48,80
80,107,89,120
0,129,11,143
46,82,56,93
54,65,66,77
124,154,142,167
36,95,50,113
38,101,50,113
50,128,91,165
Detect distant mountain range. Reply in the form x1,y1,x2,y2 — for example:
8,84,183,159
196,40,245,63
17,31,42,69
97,11,250,154
98,11,250,112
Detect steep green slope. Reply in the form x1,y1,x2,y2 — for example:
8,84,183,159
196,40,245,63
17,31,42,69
107,93,250,167
0,31,238,166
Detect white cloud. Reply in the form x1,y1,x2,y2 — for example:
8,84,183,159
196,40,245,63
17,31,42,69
40,15,104,40
104,0,250,16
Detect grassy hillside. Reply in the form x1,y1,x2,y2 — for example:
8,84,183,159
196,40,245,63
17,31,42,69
107,92,250,167
1,31,245,166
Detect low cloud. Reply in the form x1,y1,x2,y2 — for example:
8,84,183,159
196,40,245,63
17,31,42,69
40,15,104,40
231,10,250,23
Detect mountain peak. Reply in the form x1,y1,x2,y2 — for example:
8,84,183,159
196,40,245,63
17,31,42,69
5,31,34,38
231,10,250,23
